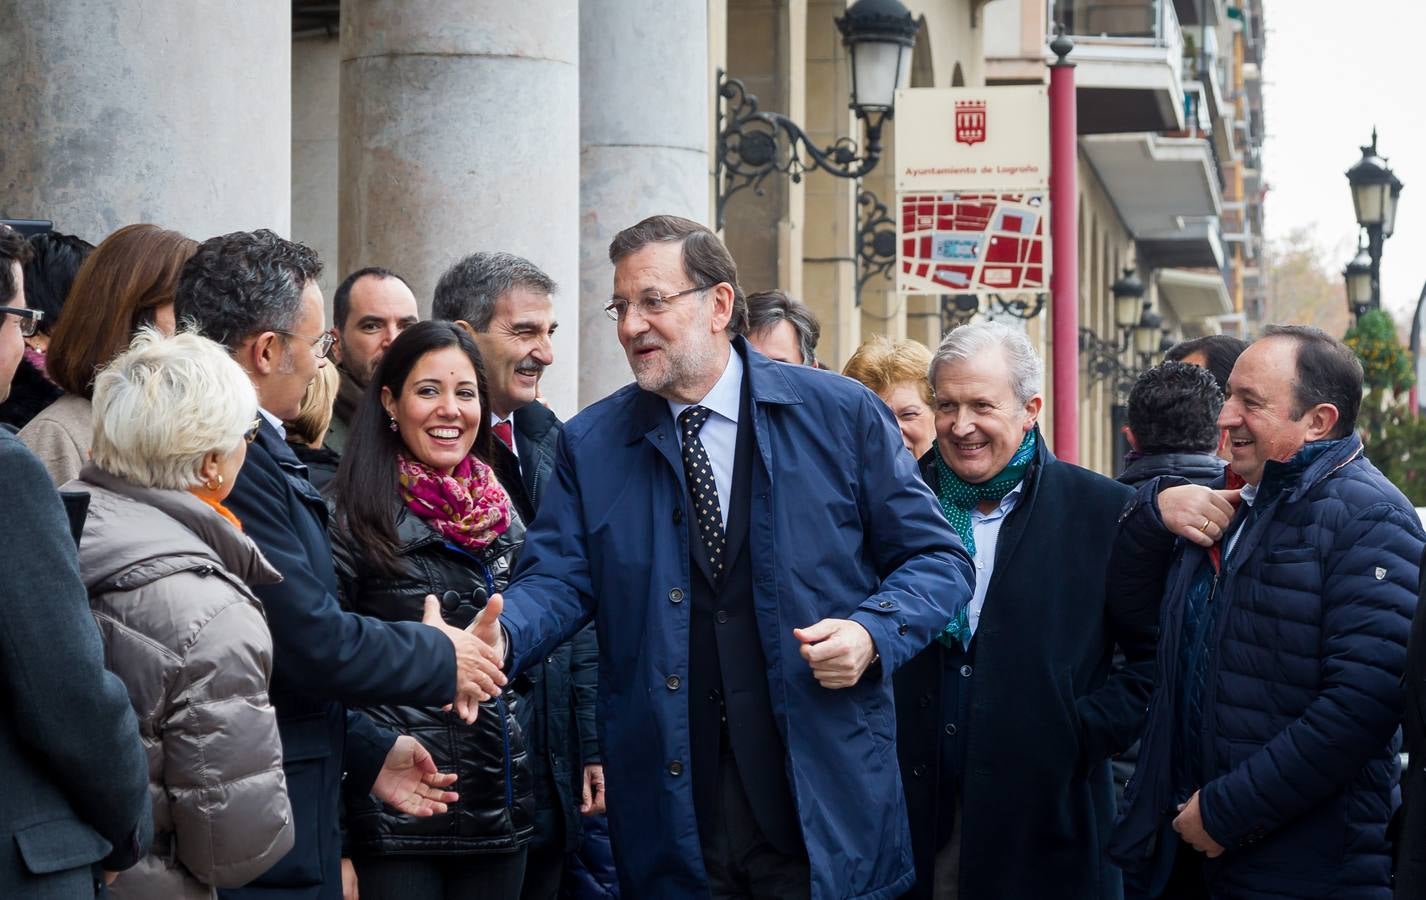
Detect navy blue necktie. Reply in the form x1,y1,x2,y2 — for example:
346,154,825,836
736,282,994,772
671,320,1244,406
678,405,726,577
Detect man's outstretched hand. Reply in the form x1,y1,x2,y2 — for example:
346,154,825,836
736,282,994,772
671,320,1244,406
422,595,507,723
793,619,877,689
373,735,459,816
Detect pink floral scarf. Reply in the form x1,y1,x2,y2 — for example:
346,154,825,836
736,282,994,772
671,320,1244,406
396,453,512,552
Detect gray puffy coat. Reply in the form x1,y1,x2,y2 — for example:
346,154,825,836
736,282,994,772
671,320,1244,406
66,465,295,897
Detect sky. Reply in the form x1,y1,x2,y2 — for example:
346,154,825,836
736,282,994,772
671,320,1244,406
1262,0,1426,323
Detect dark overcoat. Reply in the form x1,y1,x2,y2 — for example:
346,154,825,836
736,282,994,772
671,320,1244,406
219,421,457,900
894,437,1149,899
499,339,974,899
0,430,152,896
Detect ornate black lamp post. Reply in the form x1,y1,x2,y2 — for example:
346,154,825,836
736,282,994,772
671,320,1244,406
1345,129,1403,314
715,0,919,230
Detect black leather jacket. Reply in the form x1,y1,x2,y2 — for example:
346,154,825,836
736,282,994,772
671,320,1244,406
333,495,534,856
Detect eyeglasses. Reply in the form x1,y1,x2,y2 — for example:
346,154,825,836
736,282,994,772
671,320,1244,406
275,329,336,359
243,418,262,444
604,284,715,322
0,306,44,338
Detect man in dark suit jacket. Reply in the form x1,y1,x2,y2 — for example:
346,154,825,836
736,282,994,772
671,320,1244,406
893,321,1153,900
0,227,152,897
432,250,602,899
174,230,503,900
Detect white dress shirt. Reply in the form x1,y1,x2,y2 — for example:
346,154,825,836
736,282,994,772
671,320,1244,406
965,479,1026,636
258,407,287,442
668,350,742,529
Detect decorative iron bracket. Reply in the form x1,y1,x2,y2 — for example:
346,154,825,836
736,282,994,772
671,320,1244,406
715,69,887,231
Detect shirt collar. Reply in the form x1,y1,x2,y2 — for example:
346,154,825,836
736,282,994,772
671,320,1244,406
668,348,743,427
490,411,514,426
972,476,1025,521
1240,481,1259,507
258,407,287,442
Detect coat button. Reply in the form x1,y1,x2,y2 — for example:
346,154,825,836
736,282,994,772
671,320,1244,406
708,688,722,703
668,588,684,603
666,675,681,691
878,600,892,609
716,609,729,624
668,760,683,776
918,694,931,708
912,764,926,777
944,723,957,736
441,590,461,610
898,623,909,636
673,508,683,524
960,665,973,677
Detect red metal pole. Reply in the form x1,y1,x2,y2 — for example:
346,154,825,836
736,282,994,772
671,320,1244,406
1048,32,1079,464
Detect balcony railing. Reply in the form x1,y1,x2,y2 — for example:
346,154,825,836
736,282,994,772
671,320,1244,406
1049,0,1180,45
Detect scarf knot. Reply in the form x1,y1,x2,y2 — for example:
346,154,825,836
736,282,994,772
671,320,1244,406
397,453,512,554
932,429,1036,556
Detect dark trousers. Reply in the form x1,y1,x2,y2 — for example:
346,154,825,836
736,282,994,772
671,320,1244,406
520,842,566,900
700,751,810,900
355,849,527,900
1151,841,1209,900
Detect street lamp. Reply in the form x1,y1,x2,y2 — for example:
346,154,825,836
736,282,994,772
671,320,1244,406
715,0,920,229
1111,267,1146,329
1344,244,1373,317
1345,129,1404,310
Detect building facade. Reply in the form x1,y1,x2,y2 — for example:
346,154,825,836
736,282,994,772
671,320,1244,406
0,0,1265,474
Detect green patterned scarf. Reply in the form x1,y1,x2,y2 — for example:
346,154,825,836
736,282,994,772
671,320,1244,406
932,429,1037,649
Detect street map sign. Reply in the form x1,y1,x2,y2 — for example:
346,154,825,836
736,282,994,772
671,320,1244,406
897,191,1048,295
894,86,1051,295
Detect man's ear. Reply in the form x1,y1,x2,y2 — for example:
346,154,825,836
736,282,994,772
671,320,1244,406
1303,402,1341,442
709,283,735,335
1122,425,1139,452
454,320,480,340
1022,394,1044,431
244,331,282,377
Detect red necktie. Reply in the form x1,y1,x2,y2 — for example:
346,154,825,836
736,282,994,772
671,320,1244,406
492,419,515,452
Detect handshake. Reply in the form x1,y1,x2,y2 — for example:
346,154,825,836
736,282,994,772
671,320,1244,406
421,592,509,723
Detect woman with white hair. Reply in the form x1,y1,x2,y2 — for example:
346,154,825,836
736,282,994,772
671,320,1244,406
64,329,294,898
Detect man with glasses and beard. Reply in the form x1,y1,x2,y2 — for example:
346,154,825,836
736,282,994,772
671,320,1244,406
463,215,972,899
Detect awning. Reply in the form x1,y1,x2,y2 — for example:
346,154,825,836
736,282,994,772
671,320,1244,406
1081,133,1222,238
1157,267,1233,322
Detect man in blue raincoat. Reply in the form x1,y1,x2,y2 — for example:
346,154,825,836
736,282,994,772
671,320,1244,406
473,215,973,899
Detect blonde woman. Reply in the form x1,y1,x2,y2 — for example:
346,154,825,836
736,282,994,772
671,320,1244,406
65,330,293,898
842,335,937,459
284,358,342,489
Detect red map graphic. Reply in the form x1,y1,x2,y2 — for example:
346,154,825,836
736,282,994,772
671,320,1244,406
896,192,1049,295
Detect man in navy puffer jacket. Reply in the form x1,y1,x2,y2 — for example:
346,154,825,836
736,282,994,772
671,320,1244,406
1109,325,1424,899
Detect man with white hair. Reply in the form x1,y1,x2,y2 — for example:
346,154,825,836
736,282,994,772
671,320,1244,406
892,321,1157,899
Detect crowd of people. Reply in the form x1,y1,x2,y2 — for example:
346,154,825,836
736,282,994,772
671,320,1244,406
1,212,1425,900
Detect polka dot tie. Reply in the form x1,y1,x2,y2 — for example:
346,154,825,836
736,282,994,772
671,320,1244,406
678,405,726,577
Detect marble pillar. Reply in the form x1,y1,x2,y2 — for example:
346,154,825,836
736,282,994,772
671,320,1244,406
340,0,580,415
578,0,710,407
0,0,291,244
292,35,342,305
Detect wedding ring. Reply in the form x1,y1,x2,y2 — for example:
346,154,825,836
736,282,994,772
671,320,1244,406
1201,518,1212,532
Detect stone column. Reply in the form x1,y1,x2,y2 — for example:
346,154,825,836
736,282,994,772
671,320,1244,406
292,35,342,305
340,0,580,415
0,0,291,244
578,0,710,407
